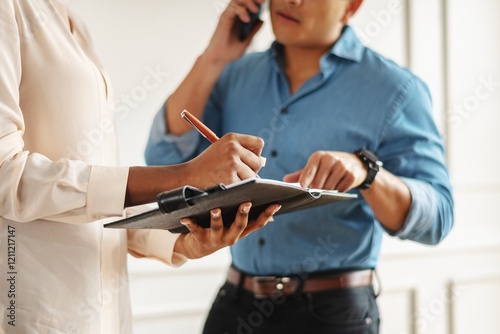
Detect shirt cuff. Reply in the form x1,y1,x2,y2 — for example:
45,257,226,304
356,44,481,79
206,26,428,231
389,177,437,240
127,229,188,267
149,105,199,159
86,165,129,221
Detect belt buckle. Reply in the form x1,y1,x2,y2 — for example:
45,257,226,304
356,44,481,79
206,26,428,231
252,276,292,299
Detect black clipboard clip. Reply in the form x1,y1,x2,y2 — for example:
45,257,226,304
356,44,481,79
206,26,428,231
157,184,226,214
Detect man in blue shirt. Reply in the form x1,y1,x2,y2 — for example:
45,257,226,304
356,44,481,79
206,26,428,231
145,0,454,333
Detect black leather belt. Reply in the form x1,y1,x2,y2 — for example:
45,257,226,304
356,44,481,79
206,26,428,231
226,267,374,299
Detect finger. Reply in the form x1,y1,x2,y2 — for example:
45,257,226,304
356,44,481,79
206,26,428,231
225,202,252,244
244,19,264,42
324,161,348,190
209,208,224,238
230,0,256,23
335,173,356,192
242,0,262,18
225,133,264,157
239,149,264,173
283,169,302,183
216,133,262,179
237,156,262,179
251,0,266,12
235,148,264,178
180,218,203,236
221,133,264,174
310,155,334,189
240,204,281,239
234,158,260,180
298,155,320,188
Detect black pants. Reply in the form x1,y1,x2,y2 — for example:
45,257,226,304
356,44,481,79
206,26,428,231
202,281,380,334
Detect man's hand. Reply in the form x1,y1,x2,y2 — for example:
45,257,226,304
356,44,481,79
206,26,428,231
165,0,264,136
174,202,281,259
283,151,367,192
283,150,412,232
204,0,264,65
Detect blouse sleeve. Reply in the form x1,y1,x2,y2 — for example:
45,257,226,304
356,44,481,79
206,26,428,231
0,1,128,224
127,229,188,267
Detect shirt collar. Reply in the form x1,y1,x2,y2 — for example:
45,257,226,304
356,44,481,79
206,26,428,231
270,25,364,76
329,25,364,63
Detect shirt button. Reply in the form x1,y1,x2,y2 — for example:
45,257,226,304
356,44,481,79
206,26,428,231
258,238,266,246
270,150,278,157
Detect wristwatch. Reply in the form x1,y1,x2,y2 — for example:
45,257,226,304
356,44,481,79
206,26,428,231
354,149,383,189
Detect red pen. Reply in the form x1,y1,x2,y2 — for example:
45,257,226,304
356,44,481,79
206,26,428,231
181,110,219,143
180,109,266,167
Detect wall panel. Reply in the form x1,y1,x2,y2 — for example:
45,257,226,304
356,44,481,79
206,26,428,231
452,278,500,334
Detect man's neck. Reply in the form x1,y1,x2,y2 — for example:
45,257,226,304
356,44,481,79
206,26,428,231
281,26,345,94
282,45,332,95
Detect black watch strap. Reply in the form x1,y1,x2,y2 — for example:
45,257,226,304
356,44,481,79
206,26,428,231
354,149,383,189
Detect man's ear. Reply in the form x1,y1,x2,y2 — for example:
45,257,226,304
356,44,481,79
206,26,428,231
341,0,364,25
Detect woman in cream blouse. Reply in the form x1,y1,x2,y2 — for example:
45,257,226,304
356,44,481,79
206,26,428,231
0,1,278,332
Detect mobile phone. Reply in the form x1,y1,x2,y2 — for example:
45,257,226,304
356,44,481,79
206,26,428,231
239,5,262,41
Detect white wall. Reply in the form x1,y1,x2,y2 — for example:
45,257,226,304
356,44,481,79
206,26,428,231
67,0,500,333
68,0,223,167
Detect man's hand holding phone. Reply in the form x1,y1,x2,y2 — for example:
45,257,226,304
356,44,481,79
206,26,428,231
238,2,263,41
203,0,265,68
167,0,265,134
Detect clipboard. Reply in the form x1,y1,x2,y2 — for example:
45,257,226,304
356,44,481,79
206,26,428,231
104,178,357,233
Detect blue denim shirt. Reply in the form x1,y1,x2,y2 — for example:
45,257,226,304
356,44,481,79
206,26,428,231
145,26,454,276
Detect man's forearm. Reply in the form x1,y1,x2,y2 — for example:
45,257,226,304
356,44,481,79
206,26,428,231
166,53,228,135
361,169,412,233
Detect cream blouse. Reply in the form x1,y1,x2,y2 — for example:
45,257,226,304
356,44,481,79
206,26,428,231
0,1,185,332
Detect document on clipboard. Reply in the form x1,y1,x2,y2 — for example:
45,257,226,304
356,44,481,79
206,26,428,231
104,178,357,233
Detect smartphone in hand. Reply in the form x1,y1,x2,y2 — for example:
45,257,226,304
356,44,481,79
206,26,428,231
239,5,262,41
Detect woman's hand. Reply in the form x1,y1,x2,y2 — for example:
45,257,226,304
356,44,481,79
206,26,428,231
181,133,265,190
125,133,264,207
173,202,281,259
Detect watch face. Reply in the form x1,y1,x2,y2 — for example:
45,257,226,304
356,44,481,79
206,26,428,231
355,149,382,189
356,149,383,168
361,150,379,163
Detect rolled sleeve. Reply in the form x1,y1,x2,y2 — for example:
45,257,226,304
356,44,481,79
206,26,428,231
378,76,454,244
144,105,200,166
389,177,437,242
127,229,188,267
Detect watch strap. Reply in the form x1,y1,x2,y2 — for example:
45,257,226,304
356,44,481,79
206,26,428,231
355,149,382,189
